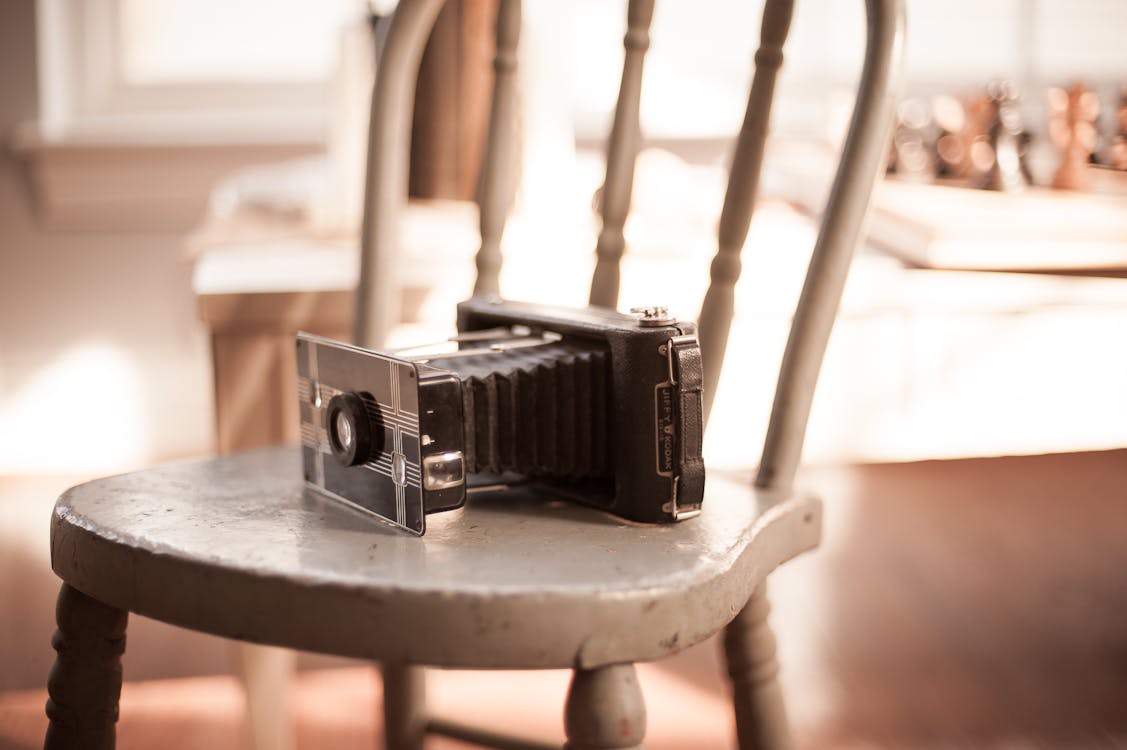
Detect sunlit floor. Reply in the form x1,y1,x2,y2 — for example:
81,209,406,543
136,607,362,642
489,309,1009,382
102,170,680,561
3,449,1126,749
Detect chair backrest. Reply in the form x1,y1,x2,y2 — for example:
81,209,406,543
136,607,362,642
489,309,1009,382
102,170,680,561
354,0,904,493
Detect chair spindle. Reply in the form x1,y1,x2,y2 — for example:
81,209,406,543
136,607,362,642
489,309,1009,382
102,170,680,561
474,0,522,296
698,0,795,423
588,0,656,309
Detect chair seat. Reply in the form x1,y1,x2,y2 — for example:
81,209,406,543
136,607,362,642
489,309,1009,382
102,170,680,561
51,447,820,669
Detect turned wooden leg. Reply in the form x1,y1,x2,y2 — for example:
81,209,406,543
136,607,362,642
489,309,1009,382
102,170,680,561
564,663,646,750
382,664,427,750
44,583,128,750
723,584,792,750
234,643,296,750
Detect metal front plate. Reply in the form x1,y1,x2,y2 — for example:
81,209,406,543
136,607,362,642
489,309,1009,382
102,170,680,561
297,334,427,535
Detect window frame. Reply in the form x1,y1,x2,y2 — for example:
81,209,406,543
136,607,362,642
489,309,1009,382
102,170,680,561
35,0,336,142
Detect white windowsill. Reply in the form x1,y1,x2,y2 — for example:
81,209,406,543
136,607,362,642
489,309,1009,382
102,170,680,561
11,117,323,233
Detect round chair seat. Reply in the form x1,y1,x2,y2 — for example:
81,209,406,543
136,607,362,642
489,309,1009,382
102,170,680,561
51,447,819,669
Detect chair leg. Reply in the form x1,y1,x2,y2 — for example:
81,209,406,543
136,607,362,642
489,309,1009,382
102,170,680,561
564,663,646,750
44,583,128,750
722,584,792,750
233,643,296,750
382,664,427,750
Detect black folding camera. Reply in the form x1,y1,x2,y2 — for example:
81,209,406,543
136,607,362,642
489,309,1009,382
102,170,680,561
296,297,705,535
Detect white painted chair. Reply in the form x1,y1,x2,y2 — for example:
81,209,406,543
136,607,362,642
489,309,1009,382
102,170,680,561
43,1,902,747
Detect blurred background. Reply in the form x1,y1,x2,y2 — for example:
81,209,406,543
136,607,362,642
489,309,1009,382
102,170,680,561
1,0,1126,748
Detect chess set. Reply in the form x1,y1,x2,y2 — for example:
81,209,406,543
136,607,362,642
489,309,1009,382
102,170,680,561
887,81,1127,194
856,79,1127,272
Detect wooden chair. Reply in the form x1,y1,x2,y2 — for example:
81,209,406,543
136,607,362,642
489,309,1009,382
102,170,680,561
42,0,903,747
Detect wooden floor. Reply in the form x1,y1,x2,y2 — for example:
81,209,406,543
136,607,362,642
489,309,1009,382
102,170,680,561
2,450,1126,749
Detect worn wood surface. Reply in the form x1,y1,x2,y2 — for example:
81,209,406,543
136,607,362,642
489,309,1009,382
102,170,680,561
49,447,819,671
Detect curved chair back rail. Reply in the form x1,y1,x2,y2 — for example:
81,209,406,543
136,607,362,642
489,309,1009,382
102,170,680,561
355,0,904,494
698,0,905,489
353,0,448,349
752,0,904,492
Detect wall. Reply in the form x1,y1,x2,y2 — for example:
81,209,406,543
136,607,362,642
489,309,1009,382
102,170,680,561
1,1,214,476
0,0,224,692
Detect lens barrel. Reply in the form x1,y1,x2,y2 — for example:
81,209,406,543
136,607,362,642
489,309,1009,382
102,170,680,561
325,391,383,467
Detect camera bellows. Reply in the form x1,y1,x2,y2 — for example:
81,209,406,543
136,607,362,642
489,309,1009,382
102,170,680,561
424,341,611,478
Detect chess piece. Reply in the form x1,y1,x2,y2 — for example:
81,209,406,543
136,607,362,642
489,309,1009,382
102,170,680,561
932,92,997,186
887,98,932,181
932,93,969,180
1047,82,1100,191
963,93,998,181
978,80,1030,192
1110,85,1127,171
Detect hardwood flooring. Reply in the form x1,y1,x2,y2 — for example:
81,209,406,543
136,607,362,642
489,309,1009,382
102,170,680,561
2,450,1125,748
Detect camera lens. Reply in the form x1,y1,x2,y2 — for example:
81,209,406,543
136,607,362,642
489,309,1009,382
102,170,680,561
325,391,382,467
334,411,354,452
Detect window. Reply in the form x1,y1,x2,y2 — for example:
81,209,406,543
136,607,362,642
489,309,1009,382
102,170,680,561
24,0,371,228
36,0,364,141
